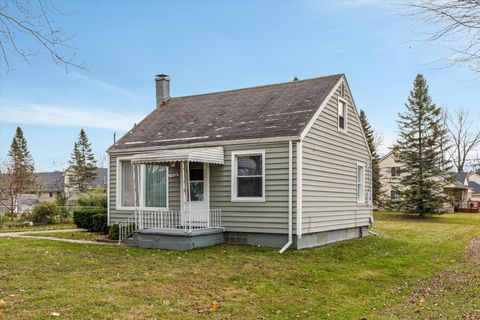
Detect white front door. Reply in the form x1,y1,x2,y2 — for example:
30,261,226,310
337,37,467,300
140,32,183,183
181,162,210,226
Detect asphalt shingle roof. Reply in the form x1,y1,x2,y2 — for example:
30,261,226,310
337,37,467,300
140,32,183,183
110,74,343,150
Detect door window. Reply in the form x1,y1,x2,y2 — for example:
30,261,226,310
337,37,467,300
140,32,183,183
189,163,204,201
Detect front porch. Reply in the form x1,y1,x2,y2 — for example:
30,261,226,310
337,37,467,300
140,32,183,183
117,147,226,249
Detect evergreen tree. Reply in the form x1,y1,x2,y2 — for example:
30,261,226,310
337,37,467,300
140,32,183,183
68,129,97,193
1,127,36,215
359,110,382,206
394,74,450,215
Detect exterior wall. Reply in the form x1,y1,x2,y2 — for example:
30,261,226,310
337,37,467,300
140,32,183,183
37,191,59,203
108,141,297,235
301,81,372,234
379,152,404,205
210,142,297,234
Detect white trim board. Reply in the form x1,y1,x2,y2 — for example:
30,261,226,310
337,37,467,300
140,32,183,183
230,149,266,203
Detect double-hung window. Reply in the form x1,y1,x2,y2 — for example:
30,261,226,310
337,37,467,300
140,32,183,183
338,98,347,130
356,163,365,203
391,167,401,177
231,150,265,202
117,159,168,209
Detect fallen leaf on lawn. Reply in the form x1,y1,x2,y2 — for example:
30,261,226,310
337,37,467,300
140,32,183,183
419,296,426,305
51,312,60,317
0,308,4,318
210,302,217,312
163,300,171,306
0,300,4,307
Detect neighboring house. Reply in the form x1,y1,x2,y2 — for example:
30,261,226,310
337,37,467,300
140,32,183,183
468,172,480,202
0,168,107,212
108,74,373,251
64,168,108,199
35,171,65,202
379,151,478,212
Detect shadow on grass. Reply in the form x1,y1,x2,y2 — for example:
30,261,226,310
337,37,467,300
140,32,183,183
374,211,480,226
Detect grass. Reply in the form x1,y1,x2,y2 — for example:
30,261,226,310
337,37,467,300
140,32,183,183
0,212,479,319
27,230,103,242
0,223,76,233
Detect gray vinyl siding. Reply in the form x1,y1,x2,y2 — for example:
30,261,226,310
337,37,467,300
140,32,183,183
301,82,372,234
210,142,297,234
108,141,297,234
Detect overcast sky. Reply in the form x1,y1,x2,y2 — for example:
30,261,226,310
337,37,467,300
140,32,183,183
1,0,478,171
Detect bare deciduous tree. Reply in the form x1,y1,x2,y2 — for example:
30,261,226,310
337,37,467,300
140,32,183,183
404,0,480,74
446,108,480,173
0,0,86,73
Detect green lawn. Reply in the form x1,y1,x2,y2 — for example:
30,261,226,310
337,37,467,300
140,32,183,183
0,212,479,319
0,223,76,233
27,230,103,242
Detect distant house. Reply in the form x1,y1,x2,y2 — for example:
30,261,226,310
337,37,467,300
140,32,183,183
379,151,478,212
35,171,65,202
0,168,107,212
108,74,373,250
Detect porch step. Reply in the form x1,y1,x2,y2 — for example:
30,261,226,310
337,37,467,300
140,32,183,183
132,228,224,250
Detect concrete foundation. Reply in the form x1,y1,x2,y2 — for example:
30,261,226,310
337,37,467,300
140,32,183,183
128,226,369,251
133,228,224,250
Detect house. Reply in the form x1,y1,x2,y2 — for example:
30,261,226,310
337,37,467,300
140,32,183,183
0,168,108,213
35,171,65,202
379,151,478,212
108,74,373,251
468,172,480,201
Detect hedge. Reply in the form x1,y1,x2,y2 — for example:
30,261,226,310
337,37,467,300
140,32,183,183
92,213,108,233
73,208,107,231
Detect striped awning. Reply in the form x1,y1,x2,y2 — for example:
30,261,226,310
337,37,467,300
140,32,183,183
130,147,224,165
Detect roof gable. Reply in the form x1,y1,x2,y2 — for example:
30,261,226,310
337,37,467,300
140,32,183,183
110,74,343,150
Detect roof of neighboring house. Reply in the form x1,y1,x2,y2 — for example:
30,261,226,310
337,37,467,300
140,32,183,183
450,172,468,185
35,172,65,192
110,74,343,150
469,181,480,194
91,168,108,188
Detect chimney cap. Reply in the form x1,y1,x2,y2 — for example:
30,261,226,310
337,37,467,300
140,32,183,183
155,74,170,80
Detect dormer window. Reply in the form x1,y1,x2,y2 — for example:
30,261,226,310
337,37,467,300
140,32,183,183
338,98,347,131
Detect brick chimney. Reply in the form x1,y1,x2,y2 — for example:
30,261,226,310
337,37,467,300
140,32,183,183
155,74,170,107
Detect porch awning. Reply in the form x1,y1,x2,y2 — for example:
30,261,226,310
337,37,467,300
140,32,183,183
130,147,224,165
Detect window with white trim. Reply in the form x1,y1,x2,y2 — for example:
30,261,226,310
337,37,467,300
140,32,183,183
391,167,401,177
117,159,168,209
390,190,400,200
338,98,347,130
356,163,365,203
231,150,265,202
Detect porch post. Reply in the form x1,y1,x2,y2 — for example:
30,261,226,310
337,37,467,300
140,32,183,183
186,160,192,232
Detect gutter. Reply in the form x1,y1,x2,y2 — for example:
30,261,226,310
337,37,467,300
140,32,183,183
279,140,294,253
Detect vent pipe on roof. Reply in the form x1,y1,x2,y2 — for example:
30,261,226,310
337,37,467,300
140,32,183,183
155,74,170,108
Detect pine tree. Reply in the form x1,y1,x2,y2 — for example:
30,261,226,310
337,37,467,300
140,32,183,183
394,74,450,216
1,127,36,215
359,110,382,206
68,129,97,193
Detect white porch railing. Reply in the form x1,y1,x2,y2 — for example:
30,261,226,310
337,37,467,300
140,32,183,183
118,208,222,243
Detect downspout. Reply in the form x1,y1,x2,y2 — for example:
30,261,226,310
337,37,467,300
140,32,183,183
279,140,293,253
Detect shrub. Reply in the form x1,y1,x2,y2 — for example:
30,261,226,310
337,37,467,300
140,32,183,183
92,213,108,233
73,208,107,230
77,188,107,208
108,224,119,240
31,202,61,224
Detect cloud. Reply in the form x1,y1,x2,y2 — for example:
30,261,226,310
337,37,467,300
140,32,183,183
70,72,146,101
0,99,144,131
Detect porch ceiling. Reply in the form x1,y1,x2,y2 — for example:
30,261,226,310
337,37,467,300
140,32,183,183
130,146,224,165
